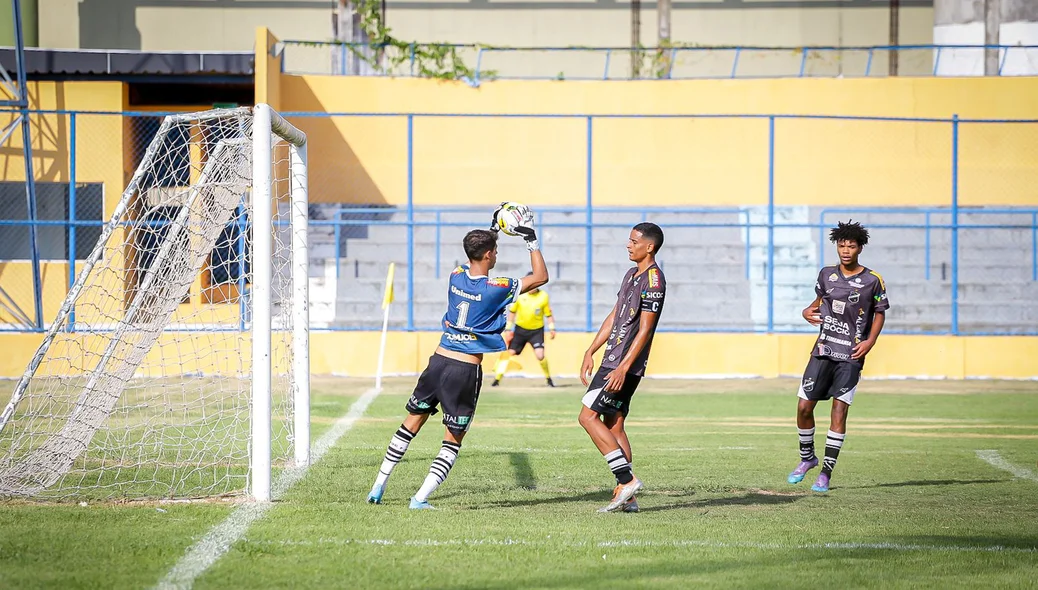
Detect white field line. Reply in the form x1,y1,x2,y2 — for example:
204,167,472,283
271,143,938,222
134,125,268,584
975,450,1038,482
240,536,1038,555
154,387,381,590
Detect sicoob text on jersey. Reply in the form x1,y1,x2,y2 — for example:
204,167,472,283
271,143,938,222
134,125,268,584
602,265,666,375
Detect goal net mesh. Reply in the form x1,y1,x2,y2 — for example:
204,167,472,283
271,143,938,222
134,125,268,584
0,108,297,500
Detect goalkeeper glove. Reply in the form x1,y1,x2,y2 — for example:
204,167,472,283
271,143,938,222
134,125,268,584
489,206,502,233
514,226,538,251
512,204,538,251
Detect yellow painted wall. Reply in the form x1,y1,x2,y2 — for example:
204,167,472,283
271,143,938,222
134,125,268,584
277,73,1038,208
0,80,253,326
1,332,1035,380
255,27,282,113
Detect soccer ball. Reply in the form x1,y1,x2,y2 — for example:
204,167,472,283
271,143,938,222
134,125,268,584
495,202,530,237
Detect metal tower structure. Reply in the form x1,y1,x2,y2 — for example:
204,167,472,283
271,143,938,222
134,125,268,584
0,0,42,331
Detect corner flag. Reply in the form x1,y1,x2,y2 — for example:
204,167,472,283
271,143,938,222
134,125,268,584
382,263,395,310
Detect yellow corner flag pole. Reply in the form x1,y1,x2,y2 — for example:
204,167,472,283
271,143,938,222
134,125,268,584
375,263,395,391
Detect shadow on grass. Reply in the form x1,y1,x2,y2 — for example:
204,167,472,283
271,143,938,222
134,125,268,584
508,452,537,490
639,491,805,513
852,479,1008,489
478,490,613,509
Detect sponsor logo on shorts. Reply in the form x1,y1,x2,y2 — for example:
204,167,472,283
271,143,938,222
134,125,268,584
823,316,851,336
608,354,616,362
848,291,860,304
408,396,431,409
839,388,849,394
648,268,660,288
802,378,815,393
444,414,471,426
488,277,512,288
598,394,623,409
832,300,846,314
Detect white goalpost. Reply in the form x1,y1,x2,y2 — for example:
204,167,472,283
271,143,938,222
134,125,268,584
0,104,308,502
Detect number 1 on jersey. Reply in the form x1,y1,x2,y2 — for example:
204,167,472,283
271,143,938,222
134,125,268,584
456,301,470,329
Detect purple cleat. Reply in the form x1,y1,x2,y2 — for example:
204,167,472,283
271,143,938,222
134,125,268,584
787,458,819,484
811,473,830,493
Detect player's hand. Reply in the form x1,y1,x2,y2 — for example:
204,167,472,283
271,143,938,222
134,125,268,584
580,353,595,387
850,338,875,360
490,205,503,232
502,331,514,346
803,304,822,326
549,329,556,340
514,226,539,251
604,368,626,394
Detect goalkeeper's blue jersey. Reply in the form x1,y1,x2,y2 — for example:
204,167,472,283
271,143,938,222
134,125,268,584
440,265,521,354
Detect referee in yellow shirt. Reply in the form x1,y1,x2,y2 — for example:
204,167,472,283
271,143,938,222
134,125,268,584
492,287,556,387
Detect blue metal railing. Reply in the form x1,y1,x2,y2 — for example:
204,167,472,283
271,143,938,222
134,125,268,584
817,208,1038,282
279,42,1038,81
1,110,1038,335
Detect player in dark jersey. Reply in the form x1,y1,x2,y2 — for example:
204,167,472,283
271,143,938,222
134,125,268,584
788,220,889,493
367,205,548,509
579,222,666,513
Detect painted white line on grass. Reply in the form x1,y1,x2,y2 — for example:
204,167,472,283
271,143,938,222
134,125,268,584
975,450,1038,482
241,537,1038,555
155,387,381,590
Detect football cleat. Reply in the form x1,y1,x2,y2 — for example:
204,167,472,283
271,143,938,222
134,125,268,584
598,478,643,513
367,483,385,504
621,496,639,513
546,378,555,388
787,458,819,484
491,379,501,387
409,497,436,510
811,473,831,493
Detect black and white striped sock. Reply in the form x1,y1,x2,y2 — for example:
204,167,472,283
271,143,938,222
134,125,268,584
604,448,634,485
798,427,816,462
374,425,415,487
821,430,846,476
414,441,462,502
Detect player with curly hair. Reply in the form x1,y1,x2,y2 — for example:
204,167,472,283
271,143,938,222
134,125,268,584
787,220,889,493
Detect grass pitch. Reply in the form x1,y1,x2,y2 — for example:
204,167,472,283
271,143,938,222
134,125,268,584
1,376,1037,589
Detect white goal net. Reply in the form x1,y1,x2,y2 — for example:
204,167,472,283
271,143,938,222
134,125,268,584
0,105,309,501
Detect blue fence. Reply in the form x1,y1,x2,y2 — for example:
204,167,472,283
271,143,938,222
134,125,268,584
0,110,1036,335
279,42,1038,80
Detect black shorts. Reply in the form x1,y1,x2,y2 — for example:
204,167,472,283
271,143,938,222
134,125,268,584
406,354,483,435
508,326,545,353
581,366,643,417
798,355,863,405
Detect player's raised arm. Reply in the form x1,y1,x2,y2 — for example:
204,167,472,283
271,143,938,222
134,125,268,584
509,206,548,293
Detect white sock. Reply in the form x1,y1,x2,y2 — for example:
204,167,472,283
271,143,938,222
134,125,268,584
414,441,461,502
374,426,414,488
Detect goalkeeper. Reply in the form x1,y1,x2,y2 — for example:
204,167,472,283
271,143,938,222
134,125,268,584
367,203,548,509
491,287,556,388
